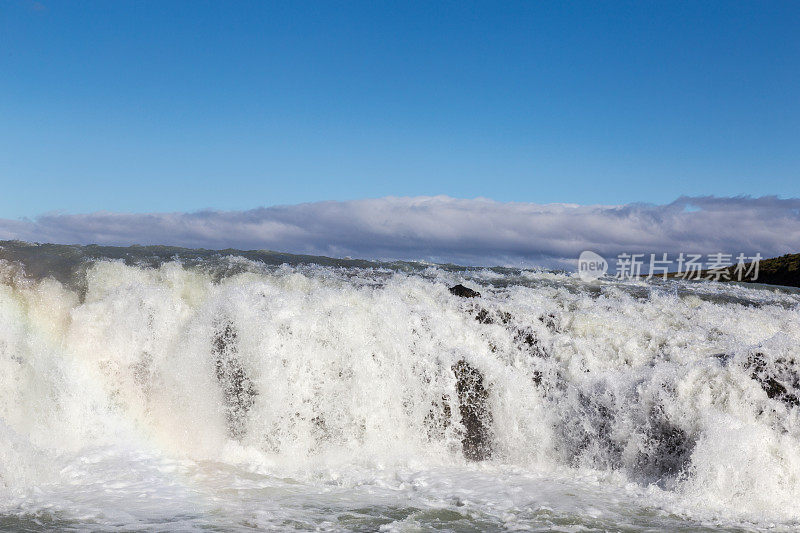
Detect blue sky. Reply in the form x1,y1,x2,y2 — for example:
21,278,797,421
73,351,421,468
1,1,798,219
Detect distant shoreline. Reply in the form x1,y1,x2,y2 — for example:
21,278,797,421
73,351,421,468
2,240,798,290
639,253,800,289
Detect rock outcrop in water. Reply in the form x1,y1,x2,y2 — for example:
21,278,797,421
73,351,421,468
452,360,492,461
449,284,481,298
472,305,548,360
634,406,695,486
560,388,695,487
474,307,511,325
212,323,258,439
562,391,621,468
424,395,452,441
423,361,493,461
746,352,800,407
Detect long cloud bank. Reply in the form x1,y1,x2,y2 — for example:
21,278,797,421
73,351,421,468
1,195,799,267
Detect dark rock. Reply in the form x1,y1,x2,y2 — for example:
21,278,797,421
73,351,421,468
634,408,695,486
424,395,452,441
449,284,481,298
560,390,622,469
474,307,511,325
539,313,559,333
212,322,258,439
452,360,492,461
310,415,329,440
512,326,548,358
711,352,733,365
475,308,492,324
745,352,800,407
514,328,538,349
560,386,695,487
473,306,548,358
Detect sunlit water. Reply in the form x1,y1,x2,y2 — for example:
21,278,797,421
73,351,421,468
1,242,799,531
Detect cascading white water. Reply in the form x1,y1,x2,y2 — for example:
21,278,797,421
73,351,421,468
1,250,799,531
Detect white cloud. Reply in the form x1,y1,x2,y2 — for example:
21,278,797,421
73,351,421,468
1,195,798,267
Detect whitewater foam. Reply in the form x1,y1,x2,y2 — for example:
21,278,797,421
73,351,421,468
1,244,799,530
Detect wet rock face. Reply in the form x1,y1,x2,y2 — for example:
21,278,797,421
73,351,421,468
561,391,622,469
212,323,258,439
634,409,695,487
539,313,560,333
449,284,481,298
474,308,511,325
452,360,492,461
561,390,695,486
473,306,548,360
424,395,452,441
746,352,800,407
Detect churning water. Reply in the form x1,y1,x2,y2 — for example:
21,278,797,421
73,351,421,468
1,242,799,531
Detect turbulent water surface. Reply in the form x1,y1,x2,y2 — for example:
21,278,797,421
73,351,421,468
1,241,800,532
